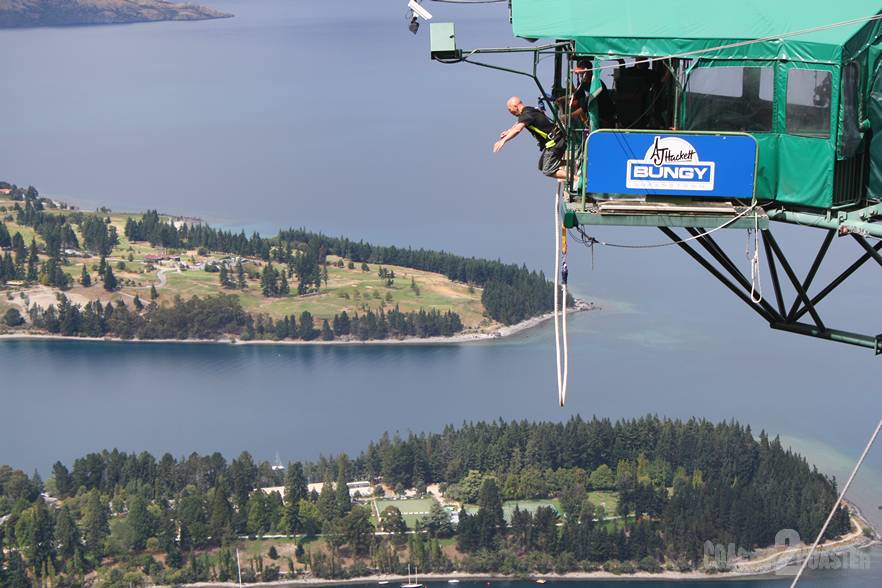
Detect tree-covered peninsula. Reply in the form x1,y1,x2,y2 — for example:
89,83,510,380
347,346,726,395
0,417,859,586
0,182,575,343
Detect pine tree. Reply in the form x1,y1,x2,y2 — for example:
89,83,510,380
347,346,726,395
82,489,110,559
219,265,231,288
150,284,159,301
103,264,117,291
321,319,334,341
335,461,352,516
236,260,247,289
80,263,91,287
299,311,315,340
128,495,154,550
133,294,144,311
209,484,234,544
26,238,38,281
55,505,81,560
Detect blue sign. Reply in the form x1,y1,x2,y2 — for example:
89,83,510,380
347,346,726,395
585,131,757,198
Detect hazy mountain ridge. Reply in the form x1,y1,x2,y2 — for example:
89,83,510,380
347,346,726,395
0,0,232,28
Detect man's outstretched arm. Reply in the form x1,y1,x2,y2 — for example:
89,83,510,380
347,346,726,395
493,122,525,153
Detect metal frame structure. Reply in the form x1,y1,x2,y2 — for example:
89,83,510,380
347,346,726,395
656,224,882,353
431,36,882,354
433,41,574,127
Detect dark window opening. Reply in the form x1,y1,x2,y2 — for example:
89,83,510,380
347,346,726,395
574,58,676,130
840,63,862,155
786,68,832,138
685,66,774,132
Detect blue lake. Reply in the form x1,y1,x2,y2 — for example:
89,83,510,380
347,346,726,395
1,0,881,584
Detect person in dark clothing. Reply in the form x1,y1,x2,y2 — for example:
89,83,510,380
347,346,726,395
566,58,615,128
493,96,567,179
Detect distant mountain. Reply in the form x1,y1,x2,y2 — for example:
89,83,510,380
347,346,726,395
0,0,232,28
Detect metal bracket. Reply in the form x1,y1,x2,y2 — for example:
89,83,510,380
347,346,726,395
876,335,882,355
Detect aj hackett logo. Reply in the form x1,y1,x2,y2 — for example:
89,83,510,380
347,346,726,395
626,136,715,191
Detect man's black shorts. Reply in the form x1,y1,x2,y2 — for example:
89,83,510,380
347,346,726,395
539,142,566,177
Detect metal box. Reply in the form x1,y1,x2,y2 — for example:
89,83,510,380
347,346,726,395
430,23,459,60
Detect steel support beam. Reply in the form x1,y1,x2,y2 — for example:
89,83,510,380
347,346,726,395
766,203,882,238
792,239,882,322
761,233,787,318
763,230,827,332
685,228,783,322
786,230,834,321
659,227,777,323
770,323,882,352
653,222,881,354
851,234,882,268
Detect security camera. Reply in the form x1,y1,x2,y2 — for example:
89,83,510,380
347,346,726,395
408,16,419,34
408,0,432,21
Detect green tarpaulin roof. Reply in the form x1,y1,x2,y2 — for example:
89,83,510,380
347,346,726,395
511,0,882,63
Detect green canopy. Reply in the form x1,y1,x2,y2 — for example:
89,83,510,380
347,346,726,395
511,0,882,63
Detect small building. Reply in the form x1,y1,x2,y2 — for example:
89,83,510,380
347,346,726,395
144,254,167,263
0,188,11,196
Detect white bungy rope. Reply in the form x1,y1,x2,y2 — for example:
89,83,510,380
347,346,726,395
553,186,569,406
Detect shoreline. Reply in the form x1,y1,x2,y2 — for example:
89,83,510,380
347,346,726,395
176,543,880,588
0,300,596,348
175,510,878,588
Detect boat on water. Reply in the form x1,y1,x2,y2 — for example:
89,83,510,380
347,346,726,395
379,582,390,585
536,580,547,584
448,581,460,584
401,565,424,588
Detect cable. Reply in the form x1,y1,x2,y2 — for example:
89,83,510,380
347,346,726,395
572,203,759,250
581,13,882,75
789,416,882,587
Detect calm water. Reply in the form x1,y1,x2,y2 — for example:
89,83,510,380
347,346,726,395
403,570,882,587
1,0,881,584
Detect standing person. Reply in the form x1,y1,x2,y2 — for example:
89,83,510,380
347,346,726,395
564,58,615,128
493,96,568,180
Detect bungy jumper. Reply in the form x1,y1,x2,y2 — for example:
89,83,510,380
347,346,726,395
418,2,882,583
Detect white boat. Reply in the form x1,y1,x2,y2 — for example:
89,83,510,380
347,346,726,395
401,565,424,588
448,581,460,584
379,582,390,585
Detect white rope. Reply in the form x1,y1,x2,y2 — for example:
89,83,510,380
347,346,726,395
748,210,763,304
553,185,569,407
561,246,569,407
554,187,562,405
789,416,882,587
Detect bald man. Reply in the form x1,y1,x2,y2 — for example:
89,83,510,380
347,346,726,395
493,96,567,180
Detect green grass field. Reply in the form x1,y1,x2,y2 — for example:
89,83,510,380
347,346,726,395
463,493,619,522
587,491,619,516
157,257,486,326
0,201,492,331
373,497,438,529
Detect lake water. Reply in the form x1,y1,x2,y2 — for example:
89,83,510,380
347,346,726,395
1,0,881,584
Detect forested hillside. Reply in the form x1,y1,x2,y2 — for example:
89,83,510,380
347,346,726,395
0,0,231,29
1,184,572,342
0,416,853,586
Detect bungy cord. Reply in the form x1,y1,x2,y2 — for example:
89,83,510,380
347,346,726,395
554,185,569,406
